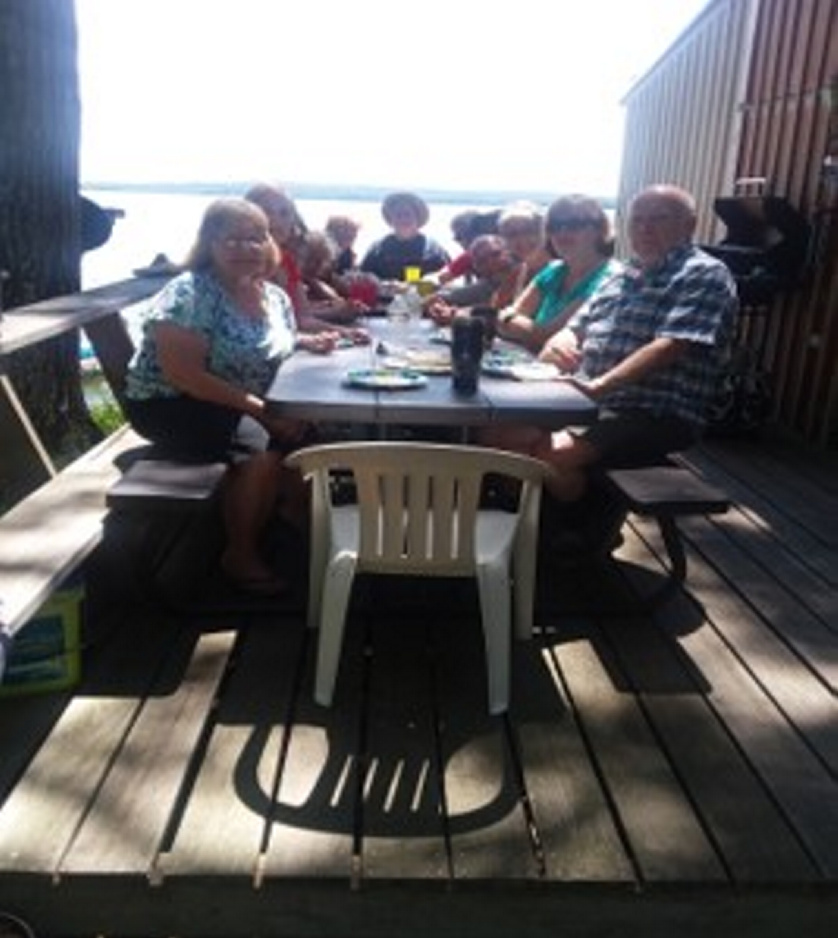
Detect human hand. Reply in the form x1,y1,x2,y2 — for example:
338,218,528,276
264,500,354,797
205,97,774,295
538,329,581,371
426,297,456,326
297,331,338,354
341,326,371,346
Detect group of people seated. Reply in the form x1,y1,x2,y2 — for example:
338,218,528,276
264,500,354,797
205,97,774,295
122,181,738,595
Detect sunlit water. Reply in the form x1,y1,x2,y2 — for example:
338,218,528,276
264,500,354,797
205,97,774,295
77,188,502,383
81,189,491,290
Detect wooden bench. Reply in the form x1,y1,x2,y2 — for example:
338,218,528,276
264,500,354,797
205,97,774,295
603,459,731,605
0,439,229,679
0,425,144,643
0,279,230,674
107,455,228,512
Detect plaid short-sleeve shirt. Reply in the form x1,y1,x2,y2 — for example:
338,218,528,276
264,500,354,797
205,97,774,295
568,244,738,427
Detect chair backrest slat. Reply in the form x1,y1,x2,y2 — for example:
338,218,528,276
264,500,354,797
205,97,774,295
288,441,548,575
284,440,550,713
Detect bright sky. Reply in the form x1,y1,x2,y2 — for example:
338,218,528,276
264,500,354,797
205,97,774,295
76,0,711,196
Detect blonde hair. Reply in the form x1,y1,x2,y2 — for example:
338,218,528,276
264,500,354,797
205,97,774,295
497,201,544,237
325,214,360,243
244,182,308,246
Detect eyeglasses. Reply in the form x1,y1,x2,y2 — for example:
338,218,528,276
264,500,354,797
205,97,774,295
547,218,592,233
219,233,270,250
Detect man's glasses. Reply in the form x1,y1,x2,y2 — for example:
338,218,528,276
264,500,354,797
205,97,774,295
547,218,593,233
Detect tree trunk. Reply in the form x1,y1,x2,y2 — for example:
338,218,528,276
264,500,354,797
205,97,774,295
0,0,100,464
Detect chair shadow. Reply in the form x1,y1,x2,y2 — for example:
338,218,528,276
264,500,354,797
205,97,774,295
229,584,530,840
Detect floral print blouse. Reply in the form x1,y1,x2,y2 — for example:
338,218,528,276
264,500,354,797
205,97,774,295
125,271,297,401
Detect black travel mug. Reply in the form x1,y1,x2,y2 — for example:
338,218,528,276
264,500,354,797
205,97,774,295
451,315,484,395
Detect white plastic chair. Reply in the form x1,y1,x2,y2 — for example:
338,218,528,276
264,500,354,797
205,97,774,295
286,441,549,714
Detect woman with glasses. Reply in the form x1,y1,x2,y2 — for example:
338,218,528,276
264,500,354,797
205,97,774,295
123,198,318,595
496,195,621,354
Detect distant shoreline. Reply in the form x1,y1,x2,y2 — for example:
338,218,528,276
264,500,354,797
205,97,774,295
82,179,617,210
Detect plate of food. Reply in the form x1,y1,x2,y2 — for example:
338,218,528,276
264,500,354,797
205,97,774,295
344,367,428,390
382,349,451,374
480,348,534,378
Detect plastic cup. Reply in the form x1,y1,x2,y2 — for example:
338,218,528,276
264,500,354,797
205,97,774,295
403,266,422,283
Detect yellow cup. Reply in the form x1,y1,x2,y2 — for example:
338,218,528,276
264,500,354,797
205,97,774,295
404,266,422,283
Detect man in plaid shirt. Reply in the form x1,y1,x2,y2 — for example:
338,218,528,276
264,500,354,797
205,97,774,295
537,184,738,504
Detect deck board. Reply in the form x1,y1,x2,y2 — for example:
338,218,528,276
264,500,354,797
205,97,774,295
0,608,182,874
261,608,363,881
1,432,837,936
666,521,838,763
435,603,540,882
550,622,727,883
597,595,818,882
614,520,838,875
61,628,236,877
509,638,636,882
360,610,450,881
160,617,303,880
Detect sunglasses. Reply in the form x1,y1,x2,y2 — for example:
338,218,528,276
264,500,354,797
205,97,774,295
547,218,593,233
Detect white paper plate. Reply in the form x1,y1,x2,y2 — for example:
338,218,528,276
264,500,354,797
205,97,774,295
509,362,560,381
382,350,451,374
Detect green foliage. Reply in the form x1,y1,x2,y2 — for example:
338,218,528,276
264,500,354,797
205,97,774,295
82,373,125,435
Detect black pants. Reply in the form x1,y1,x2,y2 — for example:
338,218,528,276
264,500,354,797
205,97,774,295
123,396,245,462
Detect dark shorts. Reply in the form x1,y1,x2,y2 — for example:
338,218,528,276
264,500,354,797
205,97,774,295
572,408,700,469
124,396,264,463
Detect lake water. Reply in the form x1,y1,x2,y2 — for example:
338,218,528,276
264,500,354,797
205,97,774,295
80,188,502,289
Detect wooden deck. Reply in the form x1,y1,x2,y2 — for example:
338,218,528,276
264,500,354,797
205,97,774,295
0,433,836,937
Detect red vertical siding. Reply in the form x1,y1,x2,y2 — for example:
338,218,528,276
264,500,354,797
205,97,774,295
738,0,838,444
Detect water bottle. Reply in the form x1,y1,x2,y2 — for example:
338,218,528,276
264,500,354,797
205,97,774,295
451,315,484,394
405,285,424,340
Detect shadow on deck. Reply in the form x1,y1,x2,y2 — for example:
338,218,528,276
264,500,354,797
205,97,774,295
0,433,836,937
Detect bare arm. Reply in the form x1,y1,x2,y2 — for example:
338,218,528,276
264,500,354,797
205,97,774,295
154,321,309,440
154,322,265,419
499,284,587,354
497,280,542,332
583,336,690,399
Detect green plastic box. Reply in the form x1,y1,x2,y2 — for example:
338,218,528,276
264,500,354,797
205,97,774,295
0,586,84,697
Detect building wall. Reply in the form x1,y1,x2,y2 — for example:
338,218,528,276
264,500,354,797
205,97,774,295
620,0,838,446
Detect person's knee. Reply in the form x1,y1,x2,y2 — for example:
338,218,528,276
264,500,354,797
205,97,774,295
232,452,285,485
549,432,601,468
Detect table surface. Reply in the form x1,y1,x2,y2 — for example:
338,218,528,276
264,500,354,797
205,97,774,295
265,319,597,431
